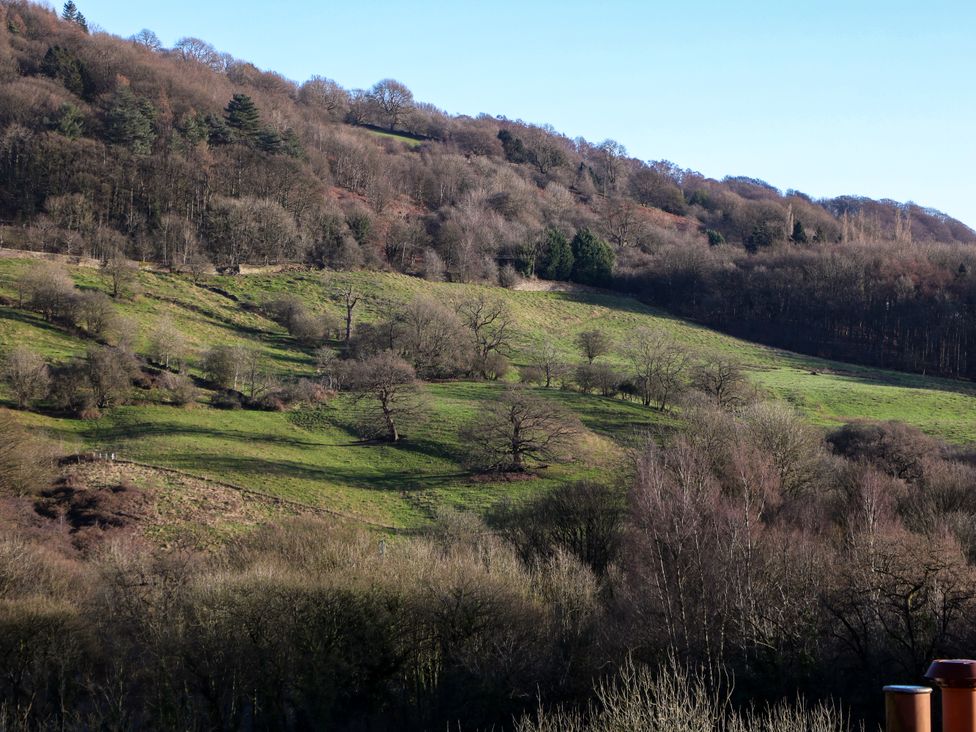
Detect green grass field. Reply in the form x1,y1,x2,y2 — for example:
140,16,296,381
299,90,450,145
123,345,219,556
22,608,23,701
362,127,426,148
1,258,974,528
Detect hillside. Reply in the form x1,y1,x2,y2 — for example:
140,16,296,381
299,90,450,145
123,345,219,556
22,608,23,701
0,1,974,389
3,256,974,535
4,4,976,729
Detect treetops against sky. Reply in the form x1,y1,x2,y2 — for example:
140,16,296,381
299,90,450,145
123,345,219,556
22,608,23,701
72,0,976,229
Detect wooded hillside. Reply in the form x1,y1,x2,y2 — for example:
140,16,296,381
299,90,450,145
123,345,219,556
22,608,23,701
2,0,976,380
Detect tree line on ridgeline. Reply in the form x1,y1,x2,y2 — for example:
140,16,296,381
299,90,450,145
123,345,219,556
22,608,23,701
1,1,976,380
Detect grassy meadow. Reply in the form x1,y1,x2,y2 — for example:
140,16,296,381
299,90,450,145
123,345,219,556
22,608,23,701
1,257,974,529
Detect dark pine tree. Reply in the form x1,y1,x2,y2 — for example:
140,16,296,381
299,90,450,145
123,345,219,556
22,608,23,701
105,85,157,155
257,128,283,154
61,1,78,21
791,220,808,244
41,46,86,97
224,93,262,144
536,228,574,281
497,129,529,164
570,228,614,286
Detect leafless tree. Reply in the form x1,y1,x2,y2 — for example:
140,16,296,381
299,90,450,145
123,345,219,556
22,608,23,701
85,347,137,408
159,214,201,272
533,338,565,388
174,37,226,71
625,328,690,410
741,402,825,497
460,387,581,472
349,351,424,442
75,291,117,340
340,286,360,345
147,318,190,371
368,79,414,131
18,262,77,322
315,348,351,391
1,346,50,409
298,76,349,119
130,29,162,51
0,412,56,495
203,345,261,394
576,330,612,363
457,293,513,376
692,358,752,410
102,255,139,299
393,297,473,378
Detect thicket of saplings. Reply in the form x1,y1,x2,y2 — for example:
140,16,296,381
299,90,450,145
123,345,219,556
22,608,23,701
4,260,744,452
2,387,975,729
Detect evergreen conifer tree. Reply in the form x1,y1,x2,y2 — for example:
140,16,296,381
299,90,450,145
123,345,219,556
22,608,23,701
106,85,157,155
224,93,262,143
570,228,614,285
536,228,574,281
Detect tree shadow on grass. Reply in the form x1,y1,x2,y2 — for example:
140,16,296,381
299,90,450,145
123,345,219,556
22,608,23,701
0,307,78,342
161,453,466,494
76,418,335,450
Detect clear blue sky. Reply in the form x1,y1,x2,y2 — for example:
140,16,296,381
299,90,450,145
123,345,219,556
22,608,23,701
75,0,976,228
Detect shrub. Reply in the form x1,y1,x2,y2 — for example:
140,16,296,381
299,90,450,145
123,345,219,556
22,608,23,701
157,371,198,406
499,264,522,288
515,658,855,732
482,352,510,381
210,390,242,410
0,412,57,495
520,365,545,386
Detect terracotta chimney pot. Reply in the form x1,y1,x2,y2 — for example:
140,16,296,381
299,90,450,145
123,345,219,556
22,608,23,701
883,685,932,732
925,659,976,732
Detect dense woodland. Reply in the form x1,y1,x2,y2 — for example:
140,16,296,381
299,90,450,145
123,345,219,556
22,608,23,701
2,1,976,379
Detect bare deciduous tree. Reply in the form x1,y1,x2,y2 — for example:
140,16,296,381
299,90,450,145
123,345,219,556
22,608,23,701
18,262,77,322
349,350,424,442
85,347,137,408
0,412,56,495
368,79,414,131
102,255,139,300
1,346,50,409
576,330,612,364
147,318,190,371
460,387,581,472
393,296,472,378
174,37,226,71
203,345,263,395
457,293,513,377
533,338,565,388
625,328,690,410
338,286,360,345
692,358,752,410
130,28,162,51
298,76,349,119
75,291,116,339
